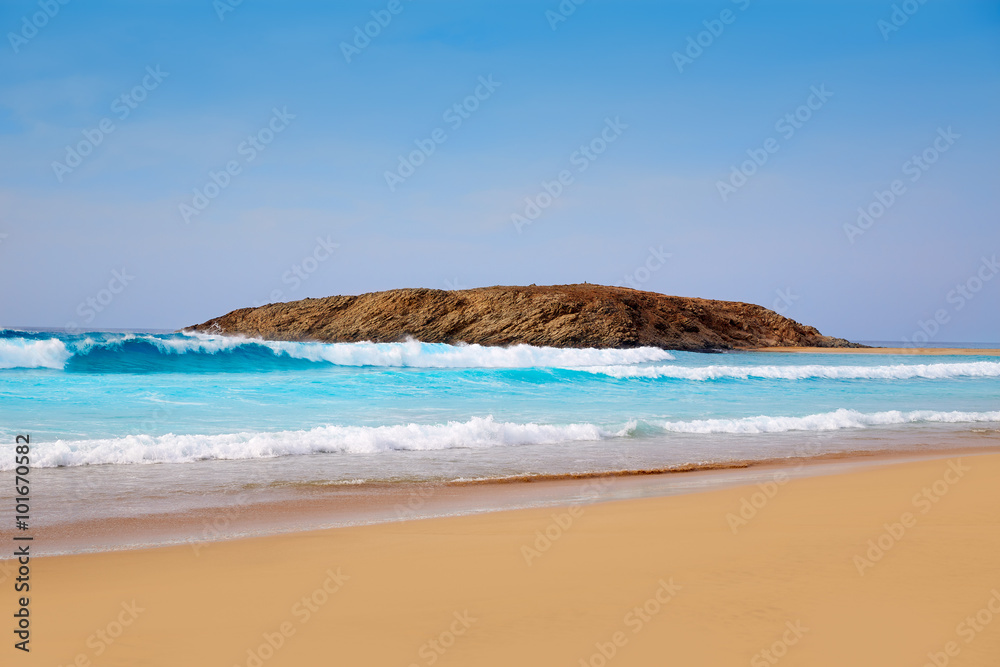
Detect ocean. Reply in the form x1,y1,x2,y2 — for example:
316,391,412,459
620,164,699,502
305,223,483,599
2,329,998,551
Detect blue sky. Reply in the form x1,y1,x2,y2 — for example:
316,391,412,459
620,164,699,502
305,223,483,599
1,0,998,342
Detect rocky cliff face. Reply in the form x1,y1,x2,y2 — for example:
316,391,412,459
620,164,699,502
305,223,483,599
188,284,862,351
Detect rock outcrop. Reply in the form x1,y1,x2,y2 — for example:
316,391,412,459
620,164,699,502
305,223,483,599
188,284,863,351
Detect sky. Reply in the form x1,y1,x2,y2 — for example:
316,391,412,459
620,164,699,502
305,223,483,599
0,0,998,343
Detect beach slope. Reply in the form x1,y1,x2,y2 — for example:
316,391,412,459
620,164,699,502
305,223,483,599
19,452,1000,666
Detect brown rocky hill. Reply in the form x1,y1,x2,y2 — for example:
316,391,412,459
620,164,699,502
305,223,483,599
187,284,861,351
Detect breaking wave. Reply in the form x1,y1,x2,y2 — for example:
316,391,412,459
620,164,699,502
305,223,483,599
656,409,1000,434
4,410,997,469
0,331,675,372
7,416,635,469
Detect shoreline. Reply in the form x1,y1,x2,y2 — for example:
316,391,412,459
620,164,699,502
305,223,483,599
7,444,995,558
754,346,1000,355
20,450,1000,665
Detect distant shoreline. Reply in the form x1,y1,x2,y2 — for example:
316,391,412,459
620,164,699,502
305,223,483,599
755,346,1000,356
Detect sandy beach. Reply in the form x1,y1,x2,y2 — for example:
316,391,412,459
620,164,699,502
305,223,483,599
12,451,1000,666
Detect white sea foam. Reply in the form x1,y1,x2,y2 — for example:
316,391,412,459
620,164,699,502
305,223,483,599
656,409,1000,434
236,337,676,368
580,361,1000,381
6,410,998,470
0,338,71,369
10,416,635,469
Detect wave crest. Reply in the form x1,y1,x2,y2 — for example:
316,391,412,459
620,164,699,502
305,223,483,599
0,338,71,369
8,416,634,469
657,409,1000,434
4,410,998,469
0,333,676,371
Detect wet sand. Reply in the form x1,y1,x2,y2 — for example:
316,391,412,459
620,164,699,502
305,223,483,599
8,446,994,556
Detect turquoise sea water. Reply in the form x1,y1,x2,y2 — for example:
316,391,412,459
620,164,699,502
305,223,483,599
1,329,998,545
2,330,998,473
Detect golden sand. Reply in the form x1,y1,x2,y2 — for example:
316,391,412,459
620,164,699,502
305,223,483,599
15,453,1000,666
